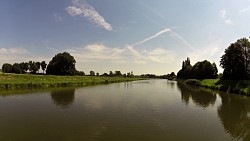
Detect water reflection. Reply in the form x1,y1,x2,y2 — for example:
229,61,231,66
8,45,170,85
217,92,250,141
178,82,250,140
177,82,217,108
166,80,175,89
1,80,250,141
50,88,75,109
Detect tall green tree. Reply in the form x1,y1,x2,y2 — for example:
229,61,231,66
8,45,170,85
41,61,47,74
28,61,39,74
12,63,22,74
46,52,76,75
90,71,95,76
191,60,217,79
212,62,218,78
177,58,192,79
35,62,41,73
177,58,218,79
115,71,122,76
20,62,29,73
2,63,13,73
220,38,250,80
109,71,114,77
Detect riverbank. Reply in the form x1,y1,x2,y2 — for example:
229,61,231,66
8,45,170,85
0,73,145,89
179,79,250,95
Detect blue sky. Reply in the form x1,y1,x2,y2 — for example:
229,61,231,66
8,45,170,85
1,0,250,74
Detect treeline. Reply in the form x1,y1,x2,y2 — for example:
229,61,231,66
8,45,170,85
2,61,47,74
141,72,176,80
177,58,218,79
1,52,135,77
91,71,134,77
177,37,250,80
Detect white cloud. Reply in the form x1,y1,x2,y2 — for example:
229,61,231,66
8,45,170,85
220,10,232,24
0,47,51,67
66,44,125,62
240,0,250,13
0,47,29,55
66,0,112,31
146,48,176,63
132,28,171,46
66,44,176,64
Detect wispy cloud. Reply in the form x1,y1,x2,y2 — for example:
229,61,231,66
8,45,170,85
240,0,250,13
169,31,195,51
220,10,232,24
132,28,171,46
66,44,176,64
0,47,29,55
0,47,47,66
66,44,125,62
0,47,53,67
54,13,63,22
66,0,112,31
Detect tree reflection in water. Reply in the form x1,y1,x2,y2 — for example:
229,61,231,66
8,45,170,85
217,92,250,141
178,82,250,141
177,82,217,108
51,88,75,109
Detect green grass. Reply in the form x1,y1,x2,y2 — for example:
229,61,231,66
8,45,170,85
182,79,250,96
0,73,145,89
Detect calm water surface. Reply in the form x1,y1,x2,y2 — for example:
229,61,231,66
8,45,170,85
0,79,250,141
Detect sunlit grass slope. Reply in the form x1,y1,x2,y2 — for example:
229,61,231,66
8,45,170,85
0,73,145,89
182,79,250,95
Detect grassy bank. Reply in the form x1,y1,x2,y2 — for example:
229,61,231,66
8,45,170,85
0,73,145,89
180,79,250,95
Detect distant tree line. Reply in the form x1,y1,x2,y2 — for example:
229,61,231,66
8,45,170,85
2,61,47,74
90,70,134,77
177,58,218,79
1,52,135,77
141,72,176,80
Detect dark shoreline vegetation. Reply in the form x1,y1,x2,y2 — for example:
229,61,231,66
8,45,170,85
0,73,145,90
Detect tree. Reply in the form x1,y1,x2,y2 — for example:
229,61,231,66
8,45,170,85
102,73,108,76
212,62,218,78
20,62,29,73
168,72,177,80
46,52,76,75
28,61,35,74
41,61,47,74
2,63,13,73
90,71,95,76
220,38,250,80
28,61,39,74
115,71,122,76
177,58,192,79
75,71,85,76
35,62,41,73
177,58,218,79
191,60,217,79
127,72,131,77
109,71,114,77
12,63,22,74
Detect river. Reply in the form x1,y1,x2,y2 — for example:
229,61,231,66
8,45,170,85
0,79,249,141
